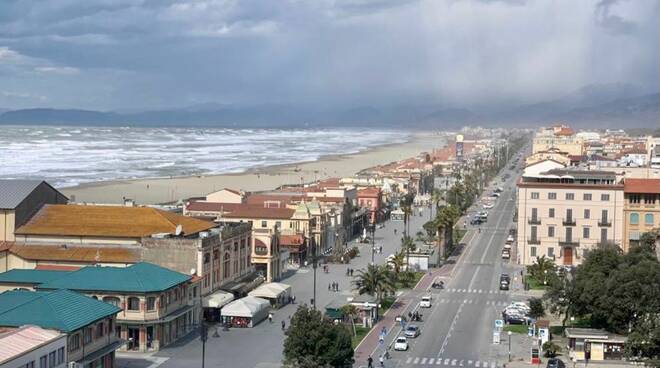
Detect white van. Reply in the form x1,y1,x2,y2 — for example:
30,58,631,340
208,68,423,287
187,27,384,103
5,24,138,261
419,295,432,308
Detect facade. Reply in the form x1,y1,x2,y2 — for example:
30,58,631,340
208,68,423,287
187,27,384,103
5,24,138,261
622,179,660,252
357,187,382,223
0,180,68,242
0,289,121,368
517,169,624,266
532,125,583,156
0,326,66,368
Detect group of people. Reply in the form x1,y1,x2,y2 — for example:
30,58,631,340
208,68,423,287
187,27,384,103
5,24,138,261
328,281,341,292
345,268,355,276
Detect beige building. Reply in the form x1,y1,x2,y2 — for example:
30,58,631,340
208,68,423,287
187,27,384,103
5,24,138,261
517,169,624,266
0,180,67,242
532,125,583,156
622,178,660,252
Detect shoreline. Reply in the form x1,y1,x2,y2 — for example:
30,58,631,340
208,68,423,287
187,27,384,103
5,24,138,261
61,132,445,204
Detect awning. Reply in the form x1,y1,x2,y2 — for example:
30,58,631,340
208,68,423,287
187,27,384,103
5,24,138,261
203,290,234,308
221,296,270,318
248,282,292,299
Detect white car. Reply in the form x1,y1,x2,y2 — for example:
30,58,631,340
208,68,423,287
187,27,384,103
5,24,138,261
510,302,530,311
482,203,494,209
394,336,409,351
420,295,432,308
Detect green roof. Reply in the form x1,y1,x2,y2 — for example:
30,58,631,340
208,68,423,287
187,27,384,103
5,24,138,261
0,289,121,333
37,262,191,293
0,269,71,285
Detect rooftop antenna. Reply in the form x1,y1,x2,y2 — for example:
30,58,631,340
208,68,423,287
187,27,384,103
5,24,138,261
175,224,183,236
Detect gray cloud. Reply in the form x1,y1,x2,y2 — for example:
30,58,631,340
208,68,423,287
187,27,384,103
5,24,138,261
0,0,657,110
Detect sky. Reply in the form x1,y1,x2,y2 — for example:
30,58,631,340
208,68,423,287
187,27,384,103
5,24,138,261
0,0,658,111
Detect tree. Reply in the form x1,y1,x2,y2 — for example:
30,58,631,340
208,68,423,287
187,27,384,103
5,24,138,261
401,235,416,266
526,256,556,284
528,297,545,319
283,305,354,368
352,264,396,303
340,304,358,336
542,341,562,358
387,250,406,277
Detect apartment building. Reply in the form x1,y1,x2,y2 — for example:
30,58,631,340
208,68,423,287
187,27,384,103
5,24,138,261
517,169,624,266
532,125,583,156
0,326,66,368
622,179,660,252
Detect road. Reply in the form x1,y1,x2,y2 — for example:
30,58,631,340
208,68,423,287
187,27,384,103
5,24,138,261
385,154,527,368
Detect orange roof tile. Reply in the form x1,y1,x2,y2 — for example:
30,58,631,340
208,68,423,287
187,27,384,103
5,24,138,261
0,241,13,252
16,204,214,238
222,205,295,220
624,179,660,194
10,244,140,263
35,264,83,271
279,234,305,246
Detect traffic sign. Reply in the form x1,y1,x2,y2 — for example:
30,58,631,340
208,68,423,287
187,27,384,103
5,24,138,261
494,319,504,329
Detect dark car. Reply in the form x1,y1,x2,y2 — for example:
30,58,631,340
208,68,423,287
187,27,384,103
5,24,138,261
546,358,565,368
506,314,526,324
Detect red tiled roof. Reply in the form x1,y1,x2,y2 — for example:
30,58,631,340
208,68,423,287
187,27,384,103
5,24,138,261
185,201,244,212
10,244,140,263
35,264,82,271
624,179,660,194
358,187,381,197
0,241,13,252
279,234,305,246
222,206,295,220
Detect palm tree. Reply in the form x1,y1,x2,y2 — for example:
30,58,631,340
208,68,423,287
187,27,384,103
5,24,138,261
340,304,358,336
401,235,415,268
401,204,412,237
353,264,396,304
388,250,406,277
436,205,461,252
526,255,556,283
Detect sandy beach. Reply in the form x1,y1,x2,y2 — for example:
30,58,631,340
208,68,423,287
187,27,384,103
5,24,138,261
61,132,445,204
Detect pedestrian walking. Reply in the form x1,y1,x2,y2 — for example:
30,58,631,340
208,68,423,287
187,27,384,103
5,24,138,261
281,320,286,331
328,283,331,291
379,355,385,367
268,313,273,323
367,356,373,368
350,268,354,276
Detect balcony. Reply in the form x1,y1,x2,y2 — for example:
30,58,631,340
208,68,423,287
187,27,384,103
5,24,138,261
598,220,612,227
562,218,576,226
559,239,580,247
527,238,541,245
527,218,541,225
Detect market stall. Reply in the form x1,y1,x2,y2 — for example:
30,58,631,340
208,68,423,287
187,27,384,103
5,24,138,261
220,296,270,328
247,282,292,308
202,290,234,322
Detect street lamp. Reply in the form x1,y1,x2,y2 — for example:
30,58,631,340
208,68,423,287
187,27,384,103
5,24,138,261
370,223,376,264
508,330,512,362
570,316,575,328
200,323,208,368
543,270,548,286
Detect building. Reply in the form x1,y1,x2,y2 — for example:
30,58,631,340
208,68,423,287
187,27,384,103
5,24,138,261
0,180,68,242
0,289,121,368
622,178,660,252
0,325,66,368
357,187,382,223
32,263,195,352
565,328,626,362
517,169,624,266
532,125,583,156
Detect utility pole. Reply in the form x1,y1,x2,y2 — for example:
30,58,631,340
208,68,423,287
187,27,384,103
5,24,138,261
311,234,317,309
200,323,208,368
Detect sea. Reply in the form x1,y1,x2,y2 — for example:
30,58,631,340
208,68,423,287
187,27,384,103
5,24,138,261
0,125,409,187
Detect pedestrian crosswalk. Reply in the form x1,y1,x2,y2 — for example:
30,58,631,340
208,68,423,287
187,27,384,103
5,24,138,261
404,356,500,367
433,298,510,306
443,288,508,295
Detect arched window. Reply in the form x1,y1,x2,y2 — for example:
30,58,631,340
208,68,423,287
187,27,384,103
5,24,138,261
630,213,639,225
223,252,231,279
127,297,140,311
102,296,120,307
645,213,654,225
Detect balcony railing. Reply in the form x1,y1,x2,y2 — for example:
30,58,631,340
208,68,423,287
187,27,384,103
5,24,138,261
527,238,541,245
527,218,541,225
562,218,576,226
559,239,580,247
598,220,612,227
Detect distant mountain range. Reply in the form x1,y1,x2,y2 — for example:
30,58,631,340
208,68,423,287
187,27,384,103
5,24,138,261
0,84,658,129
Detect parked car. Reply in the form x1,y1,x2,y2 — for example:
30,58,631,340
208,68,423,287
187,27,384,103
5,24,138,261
404,325,420,338
546,358,565,368
506,235,515,244
482,202,494,209
501,250,510,260
505,314,526,324
470,217,484,225
499,280,510,290
419,295,432,308
394,337,409,351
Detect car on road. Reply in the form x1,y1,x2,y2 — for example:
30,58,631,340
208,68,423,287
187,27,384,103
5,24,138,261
482,202,494,209
470,217,484,225
394,337,409,351
419,295,432,308
546,358,565,368
404,325,420,338
506,234,514,244
501,249,510,260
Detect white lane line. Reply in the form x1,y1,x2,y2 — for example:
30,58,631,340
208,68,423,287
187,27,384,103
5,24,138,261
460,360,464,366
490,362,496,368
406,357,413,364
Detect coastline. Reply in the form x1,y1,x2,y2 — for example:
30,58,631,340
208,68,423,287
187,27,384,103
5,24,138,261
61,132,444,204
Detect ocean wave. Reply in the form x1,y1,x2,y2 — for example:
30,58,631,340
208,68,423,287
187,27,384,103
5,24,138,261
0,125,409,187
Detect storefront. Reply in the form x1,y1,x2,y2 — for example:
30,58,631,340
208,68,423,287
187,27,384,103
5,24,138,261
566,328,626,362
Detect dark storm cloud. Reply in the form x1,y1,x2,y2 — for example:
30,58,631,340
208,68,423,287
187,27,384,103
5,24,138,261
0,0,656,110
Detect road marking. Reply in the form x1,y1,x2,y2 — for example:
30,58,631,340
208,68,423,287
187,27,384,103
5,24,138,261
475,361,480,367
445,358,450,365
460,359,464,366
468,360,473,365
413,357,419,364
421,358,427,364
452,359,457,366
429,358,435,364
491,362,496,368
437,358,443,365
489,290,493,294
406,357,412,364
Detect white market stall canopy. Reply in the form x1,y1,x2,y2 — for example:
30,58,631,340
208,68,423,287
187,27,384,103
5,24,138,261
248,282,292,300
221,296,270,318
202,290,234,308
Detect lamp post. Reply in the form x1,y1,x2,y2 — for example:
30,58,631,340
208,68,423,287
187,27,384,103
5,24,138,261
570,316,575,328
200,323,208,368
508,330,512,362
370,223,376,264
543,270,548,286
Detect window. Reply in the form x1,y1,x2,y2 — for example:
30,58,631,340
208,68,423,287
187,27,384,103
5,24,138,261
102,296,120,307
601,228,608,242
530,226,537,241
566,209,573,221
630,194,641,204
548,247,554,258
548,192,557,200
275,221,281,228
531,208,538,220
645,213,654,225
25,361,35,368
261,220,268,228
127,297,140,311
549,208,555,218
530,247,537,257
566,193,575,200
601,194,610,201
644,195,656,204
630,213,639,225
83,327,92,344
583,227,590,239
39,355,46,368
48,351,56,367
57,347,64,364
68,334,80,351
548,226,555,238
531,192,539,199
147,296,156,311
602,210,609,223
565,227,573,242
224,252,231,279
584,209,590,219
583,193,592,201
96,322,104,338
